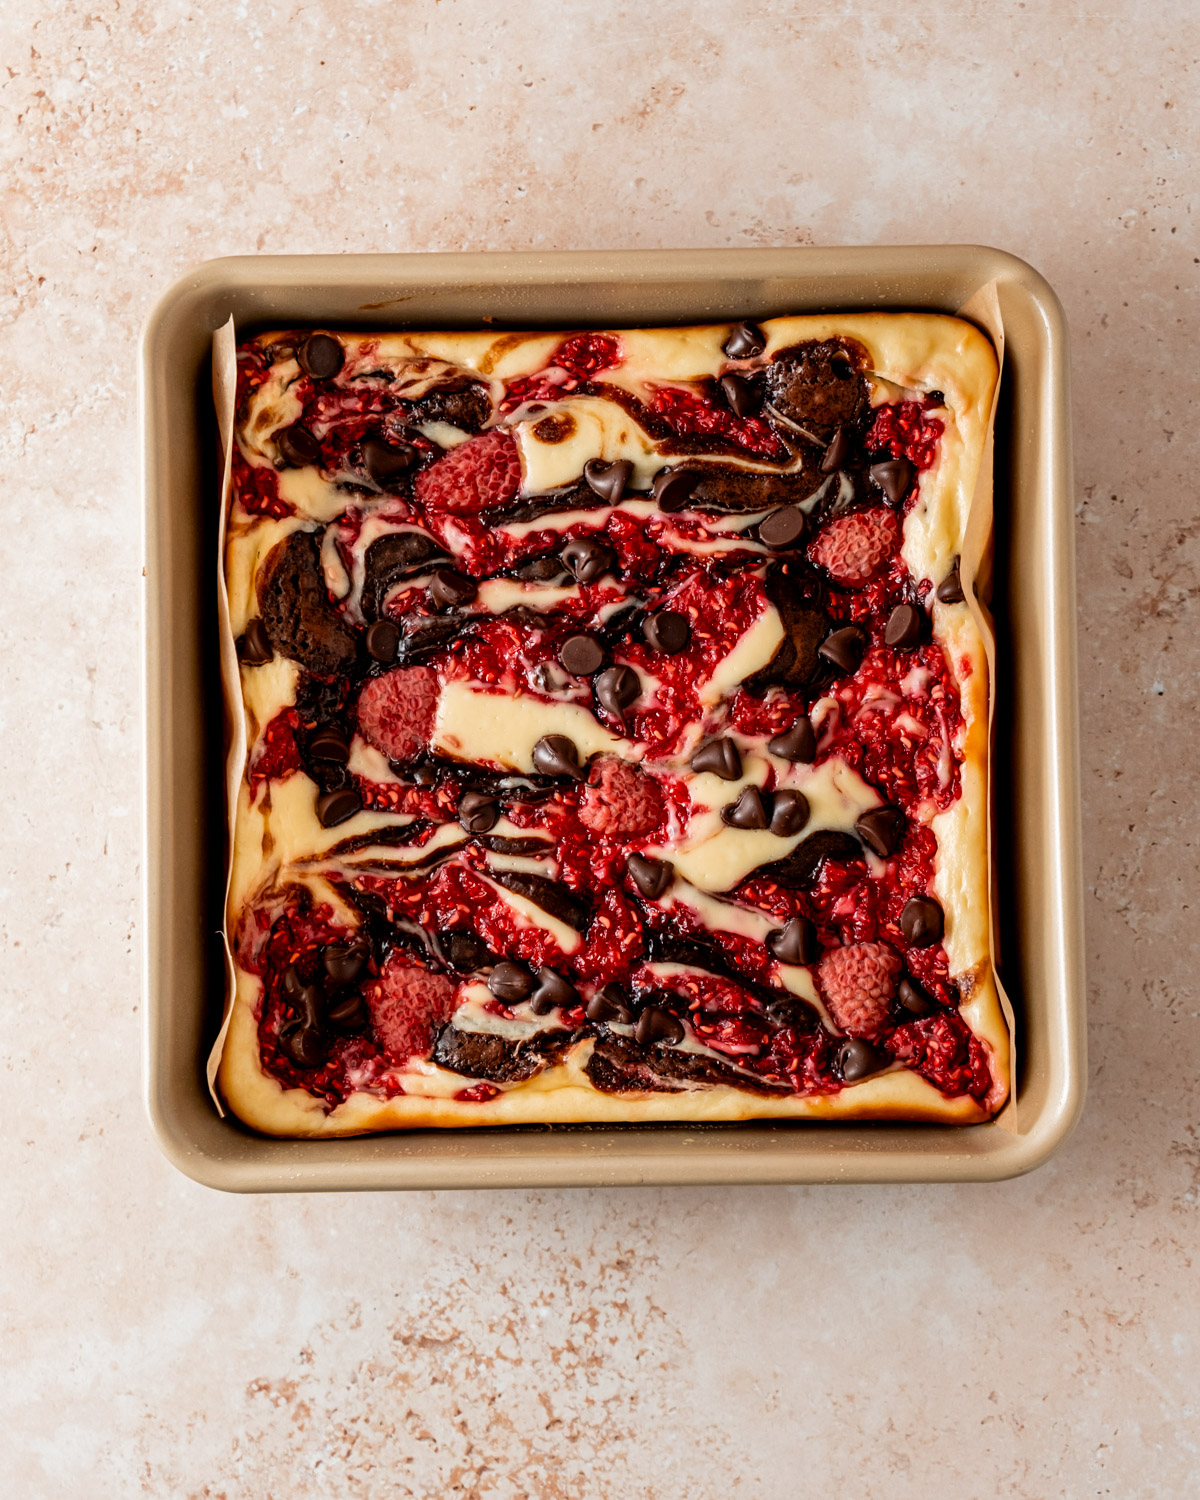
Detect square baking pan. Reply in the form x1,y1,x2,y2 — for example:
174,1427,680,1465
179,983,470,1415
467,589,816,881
140,246,1085,1191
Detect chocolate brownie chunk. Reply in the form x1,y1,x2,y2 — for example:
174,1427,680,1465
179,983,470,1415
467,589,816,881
430,1025,571,1081
687,465,825,513
765,338,869,436
409,381,491,433
257,529,357,676
747,829,864,890
360,531,446,620
742,565,829,693
586,1035,787,1096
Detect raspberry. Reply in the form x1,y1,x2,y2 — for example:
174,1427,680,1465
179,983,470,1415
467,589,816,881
356,666,439,765
817,941,902,1037
579,757,664,838
414,429,521,514
366,953,458,1066
809,509,899,587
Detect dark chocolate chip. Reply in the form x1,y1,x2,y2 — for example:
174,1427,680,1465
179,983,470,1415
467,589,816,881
758,505,807,549
458,790,499,834
769,789,810,838
936,560,964,604
884,602,924,649
820,427,851,474
308,724,350,763
595,665,640,719
443,931,490,970
532,734,584,779
643,610,690,654
690,736,743,781
298,332,344,380
900,895,944,947
768,717,816,763
818,625,867,675
897,976,936,1015
429,568,478,609
488,961,535,1003
276,424,322,467
587,983,634,1024
282,964,303,998
583,458,633,503
238,618,274,665
720,373,760,417
627,853,674,899
412,764,439,786
362,437,416,487
324,941,368,987
634,1005,685,1046
722,785,769,829
560,535,616,584
316,787,361,827
767,916,818,966
855,806,906,858
530,967,578,1015
295,983,322,1025
869,457,914,507
837,1037,891,1082
723,320,766,359
651,467,700,513
559,633,605,677
365,618,400,663
280,1023,326,1070
326,995,368,1032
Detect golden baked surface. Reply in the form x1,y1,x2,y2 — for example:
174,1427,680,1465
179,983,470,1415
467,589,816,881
217,314,1006,1136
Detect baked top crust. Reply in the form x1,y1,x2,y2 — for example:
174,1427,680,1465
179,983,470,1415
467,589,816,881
217,314,1006,1137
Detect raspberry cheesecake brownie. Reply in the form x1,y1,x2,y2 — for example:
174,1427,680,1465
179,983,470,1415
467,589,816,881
218,313,1006,1135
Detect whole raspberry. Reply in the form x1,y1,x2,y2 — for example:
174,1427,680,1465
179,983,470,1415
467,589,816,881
414,429,522,514
817,941,902,1037
579,756,664,838
809,508,899,587
356,666,439,765
366,953,458,1065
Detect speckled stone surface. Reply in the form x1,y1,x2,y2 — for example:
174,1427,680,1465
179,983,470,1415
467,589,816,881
3,2,1198,1494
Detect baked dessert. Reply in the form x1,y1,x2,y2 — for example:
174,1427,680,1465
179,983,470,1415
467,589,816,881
217,313,1006,1135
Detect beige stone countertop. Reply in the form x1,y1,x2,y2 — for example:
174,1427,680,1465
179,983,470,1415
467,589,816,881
3,1,1198,1494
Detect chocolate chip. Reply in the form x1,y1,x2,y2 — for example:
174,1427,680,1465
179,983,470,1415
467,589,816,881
758,505,806,549
837,1037,891,1082
818,625,867,675
768,717,815,763
651,467,700,513
458,789,499,834
884,603,924,649
723,320,766,359
316,787,361,827
627,853,674,899
936,560,964,604
532,734,585,779
583,458,633,503
365,618,400,663
720,373,760,417
362,437,416,487
722,785,769,829
298,332,344,380
237,618,274,665
769,789,810,837
643,610,690,654
634,1005,685,1046
587,983,634,1024
429,569,478,609
530,967,578,1015
560,535,616,584
280,1022,327,1070
900,895,944,947
443,931,490,970
855,806,906,857
820,427,851,474
767,916,818,966
595,665,640,719
276,424,322,467
488,961,534,1003
326,995,368,1032
282,964,303,998
309,724,350,764
869,457,914,506
324,940,368,987
559,633,605,677
690,736,743,780
412,764,439,786
897,976,936,1015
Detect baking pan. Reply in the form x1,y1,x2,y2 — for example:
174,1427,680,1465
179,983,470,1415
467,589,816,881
140,246,1084,1190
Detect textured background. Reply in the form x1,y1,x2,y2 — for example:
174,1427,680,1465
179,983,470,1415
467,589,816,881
3,2,1199,1495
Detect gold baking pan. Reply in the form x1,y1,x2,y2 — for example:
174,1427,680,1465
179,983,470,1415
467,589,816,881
140,246,1084,1190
